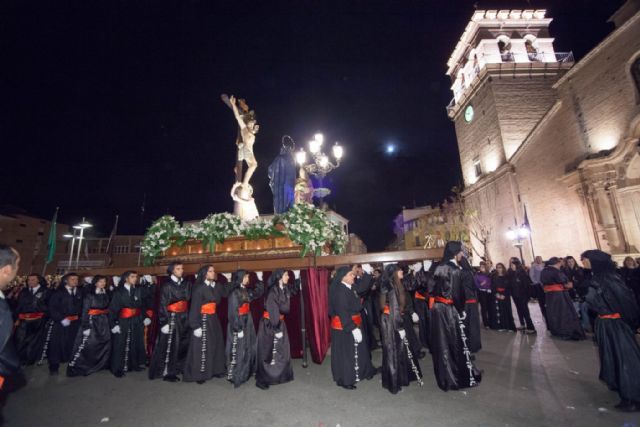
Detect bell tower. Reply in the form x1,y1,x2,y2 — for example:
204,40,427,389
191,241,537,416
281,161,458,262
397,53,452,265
446,9,574,187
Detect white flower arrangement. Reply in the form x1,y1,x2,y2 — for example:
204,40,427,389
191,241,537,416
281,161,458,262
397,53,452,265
141,204,348,264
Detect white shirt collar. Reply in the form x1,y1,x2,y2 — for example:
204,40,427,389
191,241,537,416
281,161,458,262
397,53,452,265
205,280,215,287
95,287,105,294
124,283,131,292
0,290,5,299
341,281,352,289
171,275,182,284
31,285,41,294
65,285,75,294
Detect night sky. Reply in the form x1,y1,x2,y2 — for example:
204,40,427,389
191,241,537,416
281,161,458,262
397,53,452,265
1,0,625,251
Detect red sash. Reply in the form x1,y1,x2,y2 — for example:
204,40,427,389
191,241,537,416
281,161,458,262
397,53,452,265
434,296,454,305
496,288,506,292
465,299,478,304
414,292,427,300
331,314,362,330
65,315,79,322
18,312,45,320
543,284,565,293
88,309,109,316
428,297,435,309
145,310,154,319
119,308,141,319
238,303,250,316
598,313,621,319
383,305,390,315
200,303,217,315
167,300,188,313
263,311,284,321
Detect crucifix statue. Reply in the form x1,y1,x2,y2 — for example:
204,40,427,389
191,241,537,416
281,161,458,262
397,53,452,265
221,93,259,220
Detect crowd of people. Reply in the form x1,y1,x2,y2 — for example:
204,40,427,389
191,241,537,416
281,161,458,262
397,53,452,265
0,242,639,414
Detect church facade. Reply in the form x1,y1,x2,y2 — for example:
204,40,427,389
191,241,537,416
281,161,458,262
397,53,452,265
446,5,640,264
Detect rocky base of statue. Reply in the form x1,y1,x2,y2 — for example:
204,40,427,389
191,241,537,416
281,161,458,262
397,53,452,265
231,182,259,221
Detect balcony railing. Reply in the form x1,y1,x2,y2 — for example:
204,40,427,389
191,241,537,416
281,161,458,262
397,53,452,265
447,51,574,116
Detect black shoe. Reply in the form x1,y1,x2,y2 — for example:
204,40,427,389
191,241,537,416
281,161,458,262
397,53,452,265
196,380,205,385
213,374,225,378
341,384,357,390
114,371,125,378
256,382,269,390
163,375,180,382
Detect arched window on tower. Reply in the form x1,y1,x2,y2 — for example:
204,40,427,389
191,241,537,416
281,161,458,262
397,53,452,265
525,38,539,61
497,37,513,62
632,56,640,103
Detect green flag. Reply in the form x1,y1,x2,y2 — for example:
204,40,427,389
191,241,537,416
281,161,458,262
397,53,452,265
45,207,59,264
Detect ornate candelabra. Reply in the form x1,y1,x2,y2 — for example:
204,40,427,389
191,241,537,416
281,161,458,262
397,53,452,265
295,133,343,208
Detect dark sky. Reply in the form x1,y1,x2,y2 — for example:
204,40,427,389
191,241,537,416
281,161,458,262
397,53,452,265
1,0,625,251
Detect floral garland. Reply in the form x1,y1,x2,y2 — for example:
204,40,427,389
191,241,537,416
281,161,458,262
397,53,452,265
140,215,180,266
140,204,348,265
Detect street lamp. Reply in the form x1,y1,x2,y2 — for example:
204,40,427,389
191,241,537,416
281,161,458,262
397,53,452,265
295,132,343,208
73,218,92,270
63,231,77,273
506,224,530,263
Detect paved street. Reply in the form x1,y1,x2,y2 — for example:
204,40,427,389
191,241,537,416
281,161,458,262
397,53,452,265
4,305,640,427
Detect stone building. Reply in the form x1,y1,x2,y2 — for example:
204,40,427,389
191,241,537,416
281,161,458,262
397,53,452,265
446,5,640,264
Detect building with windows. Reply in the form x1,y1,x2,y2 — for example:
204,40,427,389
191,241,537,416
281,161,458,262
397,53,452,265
55,235,145,273
0,207,70,275
447,4,640,264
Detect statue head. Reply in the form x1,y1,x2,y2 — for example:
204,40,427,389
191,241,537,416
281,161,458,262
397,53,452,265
281,135,295,153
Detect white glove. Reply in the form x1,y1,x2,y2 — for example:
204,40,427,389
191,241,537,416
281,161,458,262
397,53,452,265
411,312,419,323
83,329,91,337
275,332,283,339
61,319,71,327
398,329,406,340
222,273,232,281
293,270,301,280
237,330,244,339
412,262,423,273
83,276,93,285
143,274,153,284
143,318,152,326
423,260,432,271
351,328,363,343
361,264,373,274
256,271,263,281
111,325,121,334
193,328,203,338
112,276,121,286
161,324,170,334
459,311,467,321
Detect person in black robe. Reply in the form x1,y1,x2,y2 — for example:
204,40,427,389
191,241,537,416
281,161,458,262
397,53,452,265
581,250,640,412
429,241,482,391
139,274,157,360
350,264,379,359
267,136,296,214
401,263,428,359
541,257,585,340
489,263,516,331
184,265,228,383
110,271,149,377
226,269,264,388
46,273,83,375
379,264,423,394
618,257,640,308
14,274,50,365
460,257,482,352
149,262,192,381
328,266,376,390
0,245,23,423
67,276,111,376
508,258,536,334
256,269,299,389
411,264,432,350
